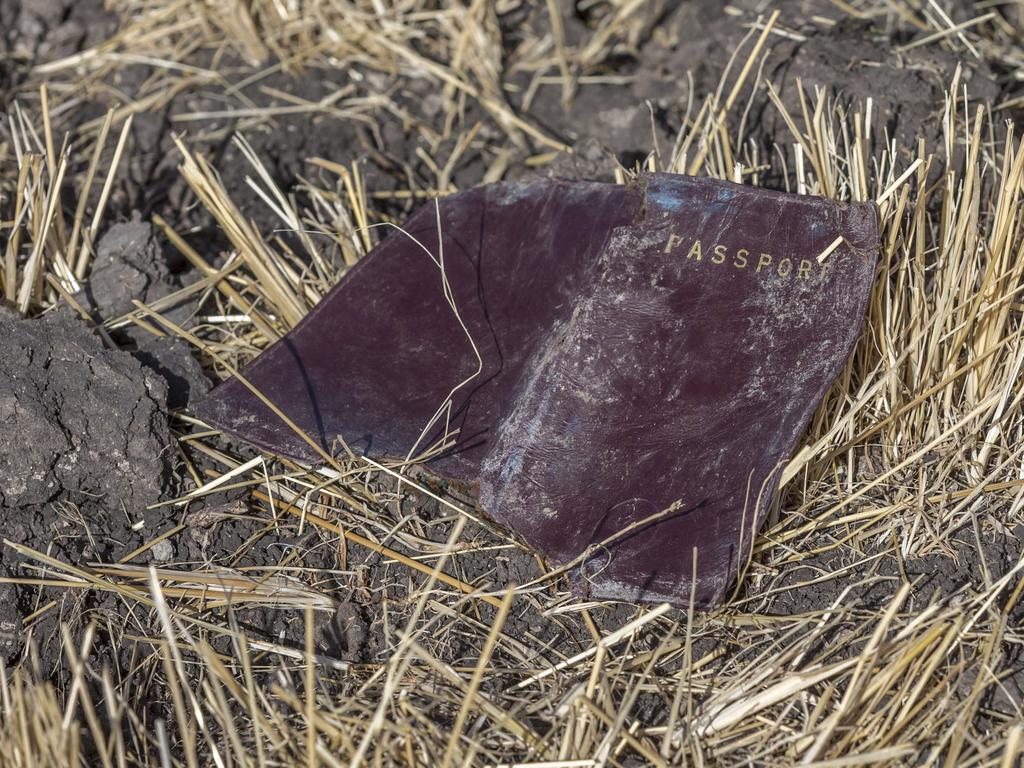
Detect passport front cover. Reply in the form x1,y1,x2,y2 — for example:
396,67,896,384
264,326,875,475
198,173,880,607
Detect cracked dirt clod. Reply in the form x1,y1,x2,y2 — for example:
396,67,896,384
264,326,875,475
0,306,172,511
72,217,210,410
80,217,178,320
132,335,211,410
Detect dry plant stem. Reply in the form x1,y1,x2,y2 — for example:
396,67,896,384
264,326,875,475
440,587,515,768
152,214,280,340
686,10,780,176
243,483,503,609
348,516,469,767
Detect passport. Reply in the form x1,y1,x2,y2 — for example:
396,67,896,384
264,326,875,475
197,173,879,607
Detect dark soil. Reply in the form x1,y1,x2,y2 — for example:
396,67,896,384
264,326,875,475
522,1,1005,175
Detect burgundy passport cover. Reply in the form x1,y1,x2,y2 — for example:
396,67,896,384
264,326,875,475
197,174,879,607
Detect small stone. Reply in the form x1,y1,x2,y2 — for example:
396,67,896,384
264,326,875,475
150,539,175,562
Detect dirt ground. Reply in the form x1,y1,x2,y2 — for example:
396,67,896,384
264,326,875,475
1,1,1023,766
